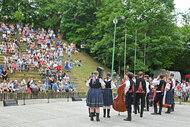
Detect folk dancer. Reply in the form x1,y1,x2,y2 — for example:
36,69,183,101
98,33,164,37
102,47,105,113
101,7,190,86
170,73,176,112
134,71,147,117
124,72,135,121
86,71,105,121
151,75,166,115
102,73,116,118
164,78,173,114
144,75,151,111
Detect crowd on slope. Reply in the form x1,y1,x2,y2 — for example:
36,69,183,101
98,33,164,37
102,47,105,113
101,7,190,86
0,23,82,93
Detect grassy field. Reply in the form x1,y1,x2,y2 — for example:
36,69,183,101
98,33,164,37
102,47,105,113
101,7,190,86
70,52,111,92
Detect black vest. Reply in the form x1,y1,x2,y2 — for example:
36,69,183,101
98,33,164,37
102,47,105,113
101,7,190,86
135,78,146,93
89,78,101,88
156,80,166,92
128,80,135,93
104,79,112,88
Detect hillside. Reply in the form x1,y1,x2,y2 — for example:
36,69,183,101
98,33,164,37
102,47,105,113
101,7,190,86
0,41,111,92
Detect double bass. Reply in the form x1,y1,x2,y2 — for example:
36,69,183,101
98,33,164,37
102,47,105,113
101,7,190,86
113,82,127,112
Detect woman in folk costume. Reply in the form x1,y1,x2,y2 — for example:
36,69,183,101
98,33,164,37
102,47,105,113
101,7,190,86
163,78,173,114
86,71,105,121
102,73,116,118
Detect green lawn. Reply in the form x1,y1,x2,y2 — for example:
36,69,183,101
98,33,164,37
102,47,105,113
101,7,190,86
71,52,111,92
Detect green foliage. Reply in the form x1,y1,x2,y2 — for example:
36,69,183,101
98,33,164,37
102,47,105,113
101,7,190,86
14,11,25,21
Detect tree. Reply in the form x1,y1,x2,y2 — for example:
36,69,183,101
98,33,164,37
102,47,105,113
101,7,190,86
91,0,183,74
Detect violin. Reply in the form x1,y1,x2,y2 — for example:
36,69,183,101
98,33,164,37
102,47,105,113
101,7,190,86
113,82,127,112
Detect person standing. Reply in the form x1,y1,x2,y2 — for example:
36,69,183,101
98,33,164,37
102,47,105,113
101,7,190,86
170,73,175,112
144,75,151,111
134,71,146,117
102,73,116,118
151,75,166,115
124,72,135,121
164,78,173,114
86,71,105,121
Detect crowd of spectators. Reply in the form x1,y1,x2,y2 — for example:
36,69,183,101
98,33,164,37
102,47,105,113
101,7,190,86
0,23,82,93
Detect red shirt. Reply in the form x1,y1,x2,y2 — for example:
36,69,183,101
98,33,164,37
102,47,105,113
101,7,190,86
56,66,62,71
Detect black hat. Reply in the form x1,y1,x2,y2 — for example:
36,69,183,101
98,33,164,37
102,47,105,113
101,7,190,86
106,72,111,77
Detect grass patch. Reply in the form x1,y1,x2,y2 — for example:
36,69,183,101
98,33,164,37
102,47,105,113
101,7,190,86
71,52,111,92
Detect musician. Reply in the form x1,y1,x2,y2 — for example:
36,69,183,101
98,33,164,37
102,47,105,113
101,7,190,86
151,75,166,115
144,75,151,111
86,71,105,121
134,71,146,117
170,73,175,112
102,73,116,118
124,72,135,121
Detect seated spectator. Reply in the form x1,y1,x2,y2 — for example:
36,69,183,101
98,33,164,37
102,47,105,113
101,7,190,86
7,80,14,92
42,82,48,93
64,61,71,70
0,69,3,78
0,80,9,92
53,81,59,92
64,83,69,92
2,69,8,81
56,64,62,72
13,80,19,92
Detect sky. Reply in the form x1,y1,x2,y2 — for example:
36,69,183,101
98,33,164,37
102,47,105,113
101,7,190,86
174,0,190,12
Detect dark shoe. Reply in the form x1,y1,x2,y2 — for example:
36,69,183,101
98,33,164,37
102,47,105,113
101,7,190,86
124,117,131,121
92,112,96,117
96,113,100,122
171,104,175,112
103,109,106,118
165,107,171,114
140,113,143,117
151,113,158,115
90,113,94,121
107,109,110,118
158,107,162,115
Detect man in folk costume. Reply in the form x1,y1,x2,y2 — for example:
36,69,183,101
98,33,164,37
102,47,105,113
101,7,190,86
151,75,166,115
170,73,176,112
134,71,146,117
86,71,105,121
124,72,135,121
144,75,151,111
102,73,116,118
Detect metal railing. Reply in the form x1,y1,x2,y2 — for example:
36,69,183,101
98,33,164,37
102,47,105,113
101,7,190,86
0,92,87,102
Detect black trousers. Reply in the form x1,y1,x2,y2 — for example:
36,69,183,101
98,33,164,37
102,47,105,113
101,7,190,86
125,93,133,114
154,92,163,109
146,93,150,110
135,93,146,114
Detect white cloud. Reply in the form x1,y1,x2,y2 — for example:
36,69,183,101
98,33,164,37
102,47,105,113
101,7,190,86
174,0,190,12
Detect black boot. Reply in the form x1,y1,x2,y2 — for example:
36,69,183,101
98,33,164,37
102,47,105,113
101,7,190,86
96,113,100,121
107,109,110,118
103,109,106,118
158,107,162,115
165,107,171,114
134,105,137,114
140,107,144,117
124,112,132,121
137,106,140,113
90,113,94,121
171,103,175,112
151,107,158,115
147,103,149,111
